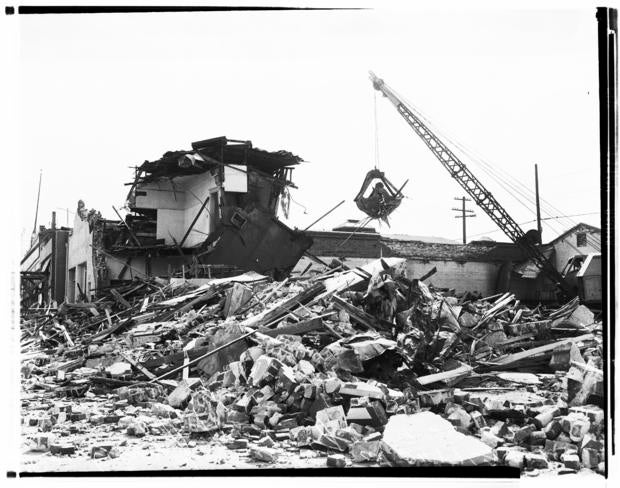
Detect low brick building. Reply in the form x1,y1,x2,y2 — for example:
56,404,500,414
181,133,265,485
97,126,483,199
295,222,556,301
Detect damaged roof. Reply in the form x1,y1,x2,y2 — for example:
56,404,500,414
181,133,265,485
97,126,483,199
137,136,303,181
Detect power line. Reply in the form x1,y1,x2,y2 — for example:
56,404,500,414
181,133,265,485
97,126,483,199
396,93,601,250
467,212,601,239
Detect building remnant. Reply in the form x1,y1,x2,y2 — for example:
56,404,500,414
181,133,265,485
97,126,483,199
62,136,312,302
20,212,70,308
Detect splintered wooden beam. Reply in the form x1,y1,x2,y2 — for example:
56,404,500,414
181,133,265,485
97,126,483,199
416,363,473,386
485,333,595,368
331,295,392,332
110,288,131,309
112,206,142,247
419,266,437,282
121,353,156,380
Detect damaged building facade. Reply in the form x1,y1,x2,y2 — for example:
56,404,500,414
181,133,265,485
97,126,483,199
20,214,70,307
64,137,312,301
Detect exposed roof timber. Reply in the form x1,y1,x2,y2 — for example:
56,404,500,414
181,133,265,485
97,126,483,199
136,136,302,180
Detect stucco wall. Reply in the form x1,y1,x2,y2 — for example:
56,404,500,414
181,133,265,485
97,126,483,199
183,173,217,247
136,174,216,246
66,214,96,300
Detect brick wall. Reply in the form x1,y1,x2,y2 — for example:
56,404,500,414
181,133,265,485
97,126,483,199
303,231,535,297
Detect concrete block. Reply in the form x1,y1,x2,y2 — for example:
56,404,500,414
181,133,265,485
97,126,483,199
295,360,315,377
250,446,278,463
326,453,347,467
561,452,581,470
324,377,342,394
256,436,275,448
30,434,53,452
504,449,525,469
50,442,76,455
544,419,563,440
339,382,385,401
480,428,502,448
514,424,536,444
289,426,314,447
346,400,388,429
351,440,381,463
581,447,600,469
167,380,192,409
380,412,494,466
469,410,487,429
528,431,546,446
226,438,249,449
525,453,548,470
418,388,454,407
315,406,347,433
447,408,472,430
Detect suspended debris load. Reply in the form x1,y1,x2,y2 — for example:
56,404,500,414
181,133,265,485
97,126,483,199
353,169,407,225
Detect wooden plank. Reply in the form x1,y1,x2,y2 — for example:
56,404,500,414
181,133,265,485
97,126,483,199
486,333,595,367
121,353,156,380
242,282,326,329
112,205,142,247
331,295,392,332
87,317,134,344
416,364,473,386
110,288,131,309
118,257,132,280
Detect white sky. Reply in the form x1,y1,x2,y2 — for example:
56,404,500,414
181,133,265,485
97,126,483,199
14,3,602,252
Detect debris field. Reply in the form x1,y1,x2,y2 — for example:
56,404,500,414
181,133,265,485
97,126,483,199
19,257,605,474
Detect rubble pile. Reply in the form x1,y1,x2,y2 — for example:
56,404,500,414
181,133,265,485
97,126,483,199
19,258,604,474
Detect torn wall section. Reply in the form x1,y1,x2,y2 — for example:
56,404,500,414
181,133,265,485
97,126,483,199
119,136,312,278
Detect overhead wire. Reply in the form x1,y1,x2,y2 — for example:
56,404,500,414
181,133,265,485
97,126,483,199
391,87,601,251
408,102,602,250
468,212,601,239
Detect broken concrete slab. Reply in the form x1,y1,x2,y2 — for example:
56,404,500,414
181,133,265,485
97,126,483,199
380,412,495,466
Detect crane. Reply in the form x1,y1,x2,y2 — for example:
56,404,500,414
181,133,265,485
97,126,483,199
369,71,573,297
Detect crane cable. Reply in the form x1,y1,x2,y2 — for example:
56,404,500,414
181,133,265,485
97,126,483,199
404,94,602,250
374,90,381,169
392,89,601,251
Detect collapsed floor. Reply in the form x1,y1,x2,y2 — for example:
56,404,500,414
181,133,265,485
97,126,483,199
19,258,605,474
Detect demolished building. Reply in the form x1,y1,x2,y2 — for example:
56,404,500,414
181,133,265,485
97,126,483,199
65,137,313,301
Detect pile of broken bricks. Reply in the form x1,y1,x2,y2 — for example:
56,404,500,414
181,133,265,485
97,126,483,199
19,257,605,474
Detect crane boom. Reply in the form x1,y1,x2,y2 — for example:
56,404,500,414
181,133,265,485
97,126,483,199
369,71,571,296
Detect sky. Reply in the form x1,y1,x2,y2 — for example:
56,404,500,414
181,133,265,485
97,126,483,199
14,3,602,253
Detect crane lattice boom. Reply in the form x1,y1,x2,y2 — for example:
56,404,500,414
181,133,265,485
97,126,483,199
369,71,571,295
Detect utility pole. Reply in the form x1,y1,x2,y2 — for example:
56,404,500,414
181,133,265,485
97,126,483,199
32,169,42,237
534,163,542,242
452,196,476,244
